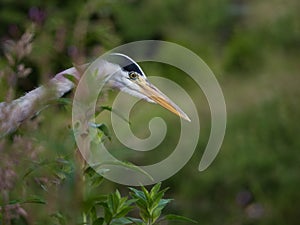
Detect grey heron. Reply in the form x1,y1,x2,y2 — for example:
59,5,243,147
101,53,191,122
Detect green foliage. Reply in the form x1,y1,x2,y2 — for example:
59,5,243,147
128,183,197,225
89,122,112,141
82,177,194,225
103,190,135,224
223,31,263,73
268,13,300,51
1,0,300,224
129,183,171,224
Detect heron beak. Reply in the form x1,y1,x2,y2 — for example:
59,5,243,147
137,78,191,122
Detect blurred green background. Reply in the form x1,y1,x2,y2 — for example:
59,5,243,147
1,0,300,224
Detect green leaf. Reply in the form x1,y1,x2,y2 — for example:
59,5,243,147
94,105,131,125
92,217,104,225
21,196,46,204
104,206,113,224
8,199,21,204
100,106,131,125
127,217,144,225
22,160,50,179
84,166,104,188
111,217,133,225
90,206,97,222
151,199,172,223
150,185,170,210
63,73,78,84
82,196,107,214
150,182,161,198
99,105,112,111
115,189,121,200
157,198,172,209
84,166,96,177
141,186,151,203
115,206,134,218
129,188,147,202
107,192,117,214
57,97,72,106
89,122,111,141
90,176,104,188
164,214,198,223
129,184,174,224
92,161,153,182
51,212,67,225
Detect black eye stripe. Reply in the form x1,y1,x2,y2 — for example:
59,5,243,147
105,53,146,77
123,63,144,76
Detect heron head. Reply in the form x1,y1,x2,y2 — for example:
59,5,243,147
105,53,191,122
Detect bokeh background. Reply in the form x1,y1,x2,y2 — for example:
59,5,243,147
1,0,299,224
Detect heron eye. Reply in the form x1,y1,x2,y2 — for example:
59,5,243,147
129,72,138,80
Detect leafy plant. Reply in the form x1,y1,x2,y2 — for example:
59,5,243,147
100,190,136,225
82,174,197,225
129,183,197,225
129,183,171,225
